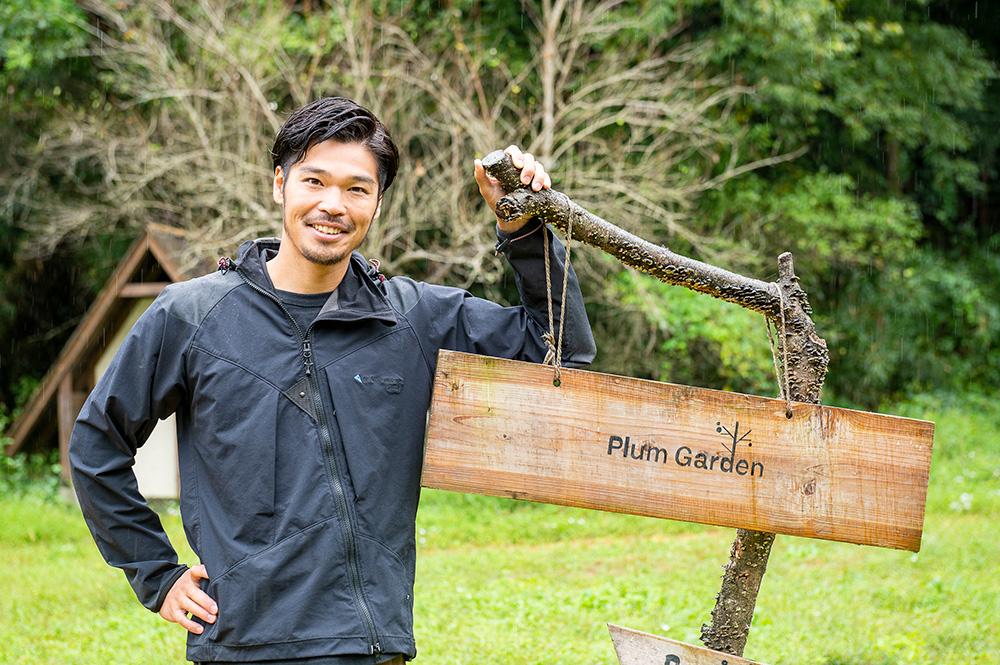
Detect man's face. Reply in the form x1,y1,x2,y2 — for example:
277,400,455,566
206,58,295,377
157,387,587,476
272,140,382,270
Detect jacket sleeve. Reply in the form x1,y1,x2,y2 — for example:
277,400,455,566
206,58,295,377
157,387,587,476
390,221,596,369
496,221,595,367
69,296,192,612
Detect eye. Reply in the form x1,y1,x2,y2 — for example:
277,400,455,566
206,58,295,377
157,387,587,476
304,177,323,186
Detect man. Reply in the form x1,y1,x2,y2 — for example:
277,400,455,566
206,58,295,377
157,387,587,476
70,96,595,663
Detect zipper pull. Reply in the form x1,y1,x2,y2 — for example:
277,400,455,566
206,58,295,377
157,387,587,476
302,339,314,376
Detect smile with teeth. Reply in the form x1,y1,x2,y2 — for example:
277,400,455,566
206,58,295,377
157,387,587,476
310,223,347,236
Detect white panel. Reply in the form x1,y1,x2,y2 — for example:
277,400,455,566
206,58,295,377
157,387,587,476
134,414,180,499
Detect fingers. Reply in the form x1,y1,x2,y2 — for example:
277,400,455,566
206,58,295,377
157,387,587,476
504,145,550,192
505,145,525,168
473,146,552,220
159,566,218,635
473,158,496,190
173,607,209,635
184,585,218,624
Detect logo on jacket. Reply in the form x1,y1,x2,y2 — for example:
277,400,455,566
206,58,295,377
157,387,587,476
353,373,404,394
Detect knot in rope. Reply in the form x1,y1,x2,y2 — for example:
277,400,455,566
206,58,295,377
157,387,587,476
542,331,559,372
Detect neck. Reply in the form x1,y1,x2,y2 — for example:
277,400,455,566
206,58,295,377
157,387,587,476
266,249,350,294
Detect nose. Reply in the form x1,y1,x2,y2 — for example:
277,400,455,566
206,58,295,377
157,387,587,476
317,187,347,216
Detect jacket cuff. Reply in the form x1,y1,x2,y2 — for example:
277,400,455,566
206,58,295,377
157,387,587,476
152,564,190,613
494,219,545,256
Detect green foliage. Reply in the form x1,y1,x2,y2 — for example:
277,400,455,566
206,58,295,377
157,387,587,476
0,0,94,161
825,243,1000,408
611,270,775,394
682,0,998,406
703,170,921,287
0,2,120,411
1,0,998,418
0,451,63,502
0,0,88,87
700,0,996,221
0,403,10,455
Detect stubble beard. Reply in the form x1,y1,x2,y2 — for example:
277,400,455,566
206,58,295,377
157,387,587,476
285,213,365,267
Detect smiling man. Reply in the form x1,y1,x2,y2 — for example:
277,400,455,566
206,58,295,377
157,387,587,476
267,122,388,293
270,140,381,282
69,97,595,664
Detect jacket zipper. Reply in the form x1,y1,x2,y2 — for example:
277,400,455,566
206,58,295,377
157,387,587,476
302,336,381,655
237,270,381,656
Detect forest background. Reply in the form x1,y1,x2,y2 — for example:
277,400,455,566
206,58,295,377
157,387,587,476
1,0,998,431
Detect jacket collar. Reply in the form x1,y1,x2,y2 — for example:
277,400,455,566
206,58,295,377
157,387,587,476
234,238,397,327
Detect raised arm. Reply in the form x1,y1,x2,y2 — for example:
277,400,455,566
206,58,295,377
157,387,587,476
385,146,595,369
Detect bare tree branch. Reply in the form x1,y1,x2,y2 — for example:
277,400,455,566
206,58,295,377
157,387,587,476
483,148,829,435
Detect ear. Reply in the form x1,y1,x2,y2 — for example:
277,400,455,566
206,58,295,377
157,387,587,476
272,166,285,205
372,195,383,222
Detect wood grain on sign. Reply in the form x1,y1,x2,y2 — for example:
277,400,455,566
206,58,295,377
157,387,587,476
608,624,768,665
422,351,934,551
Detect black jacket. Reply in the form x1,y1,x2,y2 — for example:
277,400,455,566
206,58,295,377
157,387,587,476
69,227,595,662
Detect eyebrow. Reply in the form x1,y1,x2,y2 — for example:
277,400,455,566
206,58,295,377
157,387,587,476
296,165,377,187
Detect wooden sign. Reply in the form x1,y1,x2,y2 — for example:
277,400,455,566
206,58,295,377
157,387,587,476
423,351,934,551
608,624,768,665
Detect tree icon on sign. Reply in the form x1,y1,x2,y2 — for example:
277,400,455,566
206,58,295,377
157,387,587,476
717,421,751,455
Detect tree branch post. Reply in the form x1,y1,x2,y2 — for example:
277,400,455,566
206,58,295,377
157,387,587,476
482,149,830,657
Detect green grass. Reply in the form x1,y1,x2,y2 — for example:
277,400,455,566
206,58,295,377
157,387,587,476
2,397,998,664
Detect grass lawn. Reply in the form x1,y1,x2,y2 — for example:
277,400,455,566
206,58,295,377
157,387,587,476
2,397,997,664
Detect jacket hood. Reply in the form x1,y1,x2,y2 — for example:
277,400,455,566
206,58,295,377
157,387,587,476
233,238,397,327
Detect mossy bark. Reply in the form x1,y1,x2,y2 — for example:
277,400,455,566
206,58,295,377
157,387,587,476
483,149,830,657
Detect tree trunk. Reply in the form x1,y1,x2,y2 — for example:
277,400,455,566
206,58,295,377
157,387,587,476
696,250,828,655
539,0,565,162
886,133,901,194
482,149,830,657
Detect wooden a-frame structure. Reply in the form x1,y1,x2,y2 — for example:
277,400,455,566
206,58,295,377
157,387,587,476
5,224,218,494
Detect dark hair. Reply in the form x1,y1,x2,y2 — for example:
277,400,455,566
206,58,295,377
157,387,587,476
270,97,399,196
